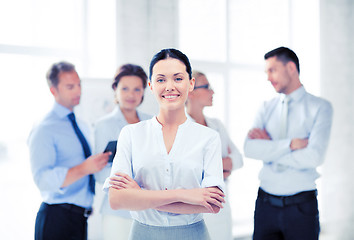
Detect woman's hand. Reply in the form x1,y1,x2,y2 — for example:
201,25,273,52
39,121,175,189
109,172,141,190
179,187,225,213
222,156,233,179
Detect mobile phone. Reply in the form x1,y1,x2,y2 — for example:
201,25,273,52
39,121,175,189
103,140,117,162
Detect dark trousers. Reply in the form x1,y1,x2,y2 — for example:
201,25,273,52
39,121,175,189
253,188,320,240
35,202,88,240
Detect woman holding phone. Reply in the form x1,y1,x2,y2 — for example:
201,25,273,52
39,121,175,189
94,64,151,240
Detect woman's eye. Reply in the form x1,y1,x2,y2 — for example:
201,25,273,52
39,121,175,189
134,88,142,92
175,77,183,81
122,87,128,91
156,79,165,83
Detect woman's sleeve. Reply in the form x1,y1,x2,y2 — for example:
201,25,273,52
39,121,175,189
201,131,225,192
102,126,132,192
216,119,244,170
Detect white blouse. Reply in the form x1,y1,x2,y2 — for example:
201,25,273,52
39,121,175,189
103,117,225,226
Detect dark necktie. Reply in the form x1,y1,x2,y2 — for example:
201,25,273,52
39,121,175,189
68,112,95,194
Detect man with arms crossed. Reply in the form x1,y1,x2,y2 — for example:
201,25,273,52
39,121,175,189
28,62,110,240
244,47,333,240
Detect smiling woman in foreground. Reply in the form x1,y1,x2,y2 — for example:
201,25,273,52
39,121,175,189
103,48,225,240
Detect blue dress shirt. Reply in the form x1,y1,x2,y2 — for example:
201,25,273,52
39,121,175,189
244,86,333,195
28,102,93,208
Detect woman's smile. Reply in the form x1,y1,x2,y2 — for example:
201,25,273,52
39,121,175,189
162,94,180,100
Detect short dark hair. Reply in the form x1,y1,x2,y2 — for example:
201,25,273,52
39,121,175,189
149,48,192,81
264,47,300,74
46,61,76,88
112,64,148,90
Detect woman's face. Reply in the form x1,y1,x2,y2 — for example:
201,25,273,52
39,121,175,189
115,75,144,111
149,58,194,111
192,74,214,107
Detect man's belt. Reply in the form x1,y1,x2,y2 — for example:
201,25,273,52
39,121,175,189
49,203,93,217
258,188,317,207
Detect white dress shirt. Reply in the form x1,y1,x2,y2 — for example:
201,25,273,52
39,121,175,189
244,86,333,195
103,117,225,226
94,106,151,217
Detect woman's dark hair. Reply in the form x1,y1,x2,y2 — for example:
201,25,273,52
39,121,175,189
264,46,300,74
46,61,76,88
112,64,148,90
149,48,192,81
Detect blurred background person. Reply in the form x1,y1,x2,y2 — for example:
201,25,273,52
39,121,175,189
94,64,151,240
28,61,110,240
186,71,243,240
244,47,333,240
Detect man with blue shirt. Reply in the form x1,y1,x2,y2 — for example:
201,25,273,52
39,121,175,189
244,47,333,240
28,62,110,240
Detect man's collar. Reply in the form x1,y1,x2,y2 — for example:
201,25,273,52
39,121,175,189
281,85,306,102
53,102,72,119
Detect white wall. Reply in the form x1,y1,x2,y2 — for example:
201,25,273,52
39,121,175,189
320,1,354,239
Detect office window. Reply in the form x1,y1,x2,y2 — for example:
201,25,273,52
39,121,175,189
0,0,83,48
86,0,116,78
229,0,289,65
179,0,227,62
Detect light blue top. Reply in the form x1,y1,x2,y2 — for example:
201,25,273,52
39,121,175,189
244,86,333,195
94,106,151,218
103,117,225,226
28,102,93,208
